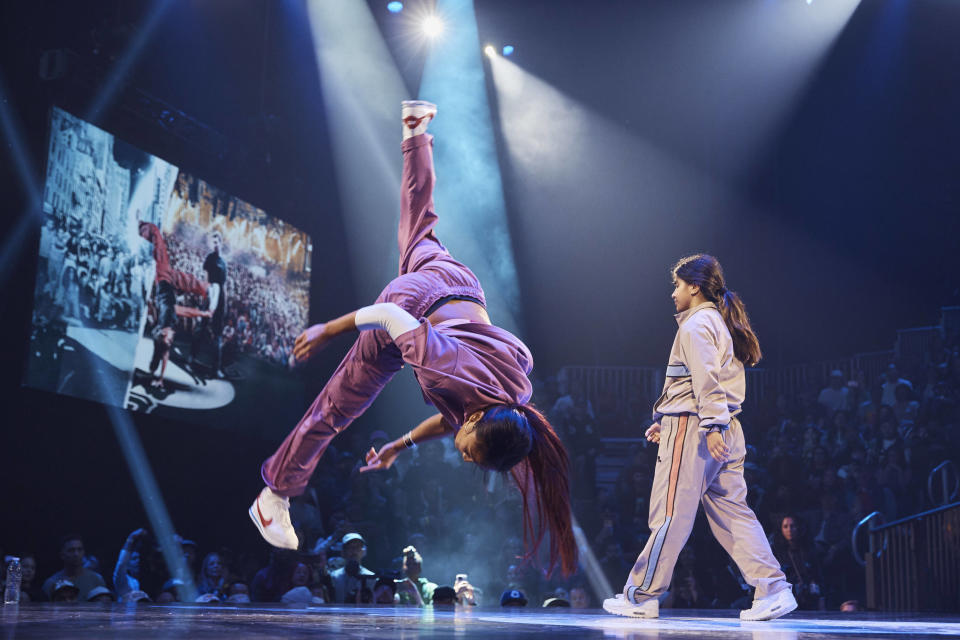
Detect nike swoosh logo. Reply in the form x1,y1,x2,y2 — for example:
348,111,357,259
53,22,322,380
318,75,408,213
403,114,432,130
256,500,273,527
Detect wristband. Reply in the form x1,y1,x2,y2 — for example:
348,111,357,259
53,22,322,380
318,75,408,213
402,431,416,449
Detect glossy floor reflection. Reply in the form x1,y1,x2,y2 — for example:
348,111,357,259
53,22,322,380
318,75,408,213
2,603,959,639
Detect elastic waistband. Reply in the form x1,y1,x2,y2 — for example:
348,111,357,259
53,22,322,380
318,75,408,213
424,294,485,317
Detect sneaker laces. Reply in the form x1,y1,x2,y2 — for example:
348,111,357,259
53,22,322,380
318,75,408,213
278,496,292,528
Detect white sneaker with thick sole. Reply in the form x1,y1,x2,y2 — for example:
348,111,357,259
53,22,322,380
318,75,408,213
602,593,659,618
402,100,437,140
249,487,299,550
740,588,798,621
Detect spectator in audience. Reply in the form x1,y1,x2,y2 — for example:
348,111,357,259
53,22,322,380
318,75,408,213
329,533,375,603
51,579,81,603
881,364,912,407
500,588,528,607
892,383,920,432
18,553,44,602
771,514,824,610
196,552,227,597
569,585,590,609
42,534,106,599
86,586,115,603
432,585,457,606
397,545,435,605
113,528,147,601
227,582,252,603
818,370,849,417
154,579,177,603
373,577,397,604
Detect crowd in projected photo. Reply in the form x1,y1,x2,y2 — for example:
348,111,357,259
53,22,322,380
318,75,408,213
25,107,312,428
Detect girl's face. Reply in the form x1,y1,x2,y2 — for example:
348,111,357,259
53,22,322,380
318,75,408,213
781,517,798,542
671,278,699,313
205,554,222,579
292,563,309,587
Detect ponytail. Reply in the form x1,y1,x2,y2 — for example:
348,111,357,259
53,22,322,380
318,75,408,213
718,289,762,366
475,404,578,577
511,405,577,577
673,253,762,366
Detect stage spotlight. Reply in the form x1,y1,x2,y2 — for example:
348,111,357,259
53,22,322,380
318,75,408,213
387,1,403,13
484,44,496,58
422,15,444,38
502,45,514,56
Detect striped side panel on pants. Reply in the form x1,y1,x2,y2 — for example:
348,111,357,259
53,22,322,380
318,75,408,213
640,413,689,592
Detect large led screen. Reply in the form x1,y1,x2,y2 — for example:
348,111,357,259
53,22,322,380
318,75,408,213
26,107,312,430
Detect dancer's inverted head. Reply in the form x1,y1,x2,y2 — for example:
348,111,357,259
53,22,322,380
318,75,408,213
671,253,762,366
454,404,577,577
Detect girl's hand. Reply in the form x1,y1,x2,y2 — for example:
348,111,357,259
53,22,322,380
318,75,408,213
293,323,330,362
645,422,662,444
359,441,401,473
706,430,730,463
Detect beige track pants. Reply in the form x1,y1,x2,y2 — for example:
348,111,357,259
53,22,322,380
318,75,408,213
624,413,790,601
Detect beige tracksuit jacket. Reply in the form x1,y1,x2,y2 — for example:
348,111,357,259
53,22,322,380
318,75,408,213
652,301,745,428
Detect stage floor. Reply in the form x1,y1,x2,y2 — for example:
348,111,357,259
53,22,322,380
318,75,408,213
3,603,959,639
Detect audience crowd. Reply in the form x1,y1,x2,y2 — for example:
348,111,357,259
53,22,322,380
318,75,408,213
4,325,958,610
164,233,308,368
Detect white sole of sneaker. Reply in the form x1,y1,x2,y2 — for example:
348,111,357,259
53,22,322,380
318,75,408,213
248,503,297,550
741,598,798,621
602,600,658,618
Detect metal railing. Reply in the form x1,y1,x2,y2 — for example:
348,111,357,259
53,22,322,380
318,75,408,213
927,460,959,507
858,502,960,611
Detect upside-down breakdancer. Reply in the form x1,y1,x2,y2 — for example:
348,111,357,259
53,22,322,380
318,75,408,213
249,101,576,576
603,254,797,621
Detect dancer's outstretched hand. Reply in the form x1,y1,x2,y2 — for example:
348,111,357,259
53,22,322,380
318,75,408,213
359,442,400,473
293,323,330,363
645,422,661,444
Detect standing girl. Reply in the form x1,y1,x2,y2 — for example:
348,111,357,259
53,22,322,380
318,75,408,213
249,101,576,578
603,254,796,621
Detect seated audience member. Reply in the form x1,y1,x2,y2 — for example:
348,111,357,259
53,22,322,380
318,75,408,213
227,582,251,604
86,586,115,602
454,574,478,606
196,552,227,597
500,589,528,607
881,364,912,407
113,528,147,601
42,534,106,599
18,554,45,602
569,585,590,609
156,578,184,603
251,550,298,602
772,514,825,610
397,546,436,605
542,596,571,608
373,577,398,604
51,579,80,603
329,533,375,603
818,370,849,416
431,586,457,606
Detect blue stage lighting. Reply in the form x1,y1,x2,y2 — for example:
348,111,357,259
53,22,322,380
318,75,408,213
502,45,514,56
387,1,403,13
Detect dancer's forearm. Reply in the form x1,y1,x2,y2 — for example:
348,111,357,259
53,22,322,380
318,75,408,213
324,309,359,338
404,413,456,445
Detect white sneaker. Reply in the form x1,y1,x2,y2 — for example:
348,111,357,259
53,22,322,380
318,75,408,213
249,487,299,550
602,593,659,618
740,588,798,621
402,100,437,140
